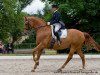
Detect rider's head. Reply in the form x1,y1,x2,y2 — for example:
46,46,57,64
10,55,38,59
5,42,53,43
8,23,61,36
51,4,59,12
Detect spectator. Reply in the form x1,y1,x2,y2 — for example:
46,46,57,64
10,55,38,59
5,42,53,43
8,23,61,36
0,41,5,53
6,42,14,54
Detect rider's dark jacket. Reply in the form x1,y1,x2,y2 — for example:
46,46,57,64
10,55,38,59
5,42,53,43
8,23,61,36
50,11,61,25
50,10,65,29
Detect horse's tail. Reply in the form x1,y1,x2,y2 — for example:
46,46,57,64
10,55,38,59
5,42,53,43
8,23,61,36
84,32,100,52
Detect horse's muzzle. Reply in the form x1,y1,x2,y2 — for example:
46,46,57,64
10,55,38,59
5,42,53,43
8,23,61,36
21,29,29,36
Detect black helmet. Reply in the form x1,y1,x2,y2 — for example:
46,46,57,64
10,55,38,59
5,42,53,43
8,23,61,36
52,4,59,9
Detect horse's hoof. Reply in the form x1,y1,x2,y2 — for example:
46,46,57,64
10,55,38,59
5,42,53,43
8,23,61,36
79,68,85,70
35,61,39,65
36,62,39,65
54,69,62,73
31,69,35,72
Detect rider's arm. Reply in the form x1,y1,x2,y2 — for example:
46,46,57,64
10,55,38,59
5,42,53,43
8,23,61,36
50,12,60,25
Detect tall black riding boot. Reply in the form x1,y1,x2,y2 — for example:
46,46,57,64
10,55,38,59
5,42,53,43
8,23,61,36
50,38,55,49
55,32,60,46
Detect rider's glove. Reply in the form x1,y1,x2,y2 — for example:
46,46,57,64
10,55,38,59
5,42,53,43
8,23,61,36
47,22,50,25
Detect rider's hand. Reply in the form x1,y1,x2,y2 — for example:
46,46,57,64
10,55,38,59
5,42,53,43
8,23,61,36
47,22,50,25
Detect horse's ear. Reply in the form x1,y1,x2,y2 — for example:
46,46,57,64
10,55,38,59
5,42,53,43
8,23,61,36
24,17,27,21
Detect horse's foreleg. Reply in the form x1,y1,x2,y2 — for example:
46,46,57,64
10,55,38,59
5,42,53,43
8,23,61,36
32,48,37,62
32,36,50,72
56,48,75,73
31,49,43,72
36,49,43,64
31,43,44,72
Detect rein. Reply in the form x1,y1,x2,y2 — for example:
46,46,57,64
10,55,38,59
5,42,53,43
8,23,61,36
34,25,47,31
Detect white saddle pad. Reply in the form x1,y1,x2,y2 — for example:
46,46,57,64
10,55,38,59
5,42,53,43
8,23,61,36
51,25,67,39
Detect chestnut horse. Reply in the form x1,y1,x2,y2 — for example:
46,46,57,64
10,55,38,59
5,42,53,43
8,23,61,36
24,16,100,72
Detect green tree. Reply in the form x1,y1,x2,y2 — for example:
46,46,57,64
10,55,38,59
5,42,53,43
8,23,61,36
43,0,52,21
0,0,33,43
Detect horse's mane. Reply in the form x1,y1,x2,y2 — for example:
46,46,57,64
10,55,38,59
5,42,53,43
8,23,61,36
28,16,47,25
35,17,46,24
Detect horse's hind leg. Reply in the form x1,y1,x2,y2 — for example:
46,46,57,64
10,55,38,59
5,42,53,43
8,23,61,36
56,47,76,73
77,48,85,69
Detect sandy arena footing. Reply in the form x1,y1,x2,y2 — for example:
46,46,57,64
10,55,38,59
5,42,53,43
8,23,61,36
0,55,100,75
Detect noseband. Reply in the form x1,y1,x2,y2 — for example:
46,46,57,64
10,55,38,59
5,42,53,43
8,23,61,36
25,20,31,30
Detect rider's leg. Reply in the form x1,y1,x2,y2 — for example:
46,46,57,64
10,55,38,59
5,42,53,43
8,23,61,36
50,38,55,48
55,32,60,43
54,24,61,45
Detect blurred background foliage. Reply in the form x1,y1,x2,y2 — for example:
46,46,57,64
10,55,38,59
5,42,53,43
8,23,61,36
0,0,32,43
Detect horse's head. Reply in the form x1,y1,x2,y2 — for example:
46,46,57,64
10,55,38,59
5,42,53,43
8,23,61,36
23,17,32,35
23,16,47,35
24,17,32,30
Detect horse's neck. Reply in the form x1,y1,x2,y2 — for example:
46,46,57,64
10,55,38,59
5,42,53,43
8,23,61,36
31,17,51,43
36,26,51,42
36,25,49,33
33,20,47,32
33,17,47,29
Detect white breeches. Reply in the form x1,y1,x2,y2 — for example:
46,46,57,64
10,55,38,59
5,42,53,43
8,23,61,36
53,23,61,32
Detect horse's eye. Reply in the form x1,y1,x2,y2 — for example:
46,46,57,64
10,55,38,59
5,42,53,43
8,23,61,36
25,21,28,25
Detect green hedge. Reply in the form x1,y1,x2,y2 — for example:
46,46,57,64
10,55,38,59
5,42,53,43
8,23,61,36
14,43,36,49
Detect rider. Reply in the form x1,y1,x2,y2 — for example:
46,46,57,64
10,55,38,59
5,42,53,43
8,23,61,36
48,4,65,46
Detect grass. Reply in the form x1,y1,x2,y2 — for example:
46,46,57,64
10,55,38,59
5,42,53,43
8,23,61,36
0,49,99,56
0,54,32,56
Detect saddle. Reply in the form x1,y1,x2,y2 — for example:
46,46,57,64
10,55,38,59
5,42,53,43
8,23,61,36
51,25,67,39
50,25,67,48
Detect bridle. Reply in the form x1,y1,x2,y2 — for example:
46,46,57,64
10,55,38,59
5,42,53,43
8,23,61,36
25,20,47,31
25,20,32,30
